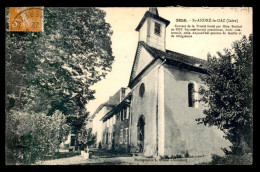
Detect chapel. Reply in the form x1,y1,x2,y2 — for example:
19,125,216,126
96,7,230,157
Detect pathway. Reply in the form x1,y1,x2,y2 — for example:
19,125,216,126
35,149,211,165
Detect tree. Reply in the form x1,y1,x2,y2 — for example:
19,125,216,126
5,7,114,163
197,34,253,155
78,127,96,151
5,7,114,116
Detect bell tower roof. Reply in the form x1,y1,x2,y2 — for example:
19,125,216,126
135,7,170,31
149,7,159,16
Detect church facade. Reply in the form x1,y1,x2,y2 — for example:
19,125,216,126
98,7,230,157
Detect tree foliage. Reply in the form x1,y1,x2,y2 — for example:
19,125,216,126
197,34,253,155
6,7,114,116
5,7,114,164
78,127,96,150
5,110,71,164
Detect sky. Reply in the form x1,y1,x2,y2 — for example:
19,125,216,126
86,7,252,115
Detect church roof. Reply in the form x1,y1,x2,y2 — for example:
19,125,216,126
100,92,132,122
139,41,207,68
128,41,207,87
90,103,114,120
135,10,170,31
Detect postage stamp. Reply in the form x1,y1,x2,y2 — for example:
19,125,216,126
9,7,43,32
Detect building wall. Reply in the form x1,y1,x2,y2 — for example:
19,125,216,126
92,106,113,147
114,107,130,152
139,19,147,43
163,64,231,157
130,62,161,156
102,116,115,150
134,46,154,78
86,120,93,130
102,106,130,152
138,17,166,52
64,134,76,151
146,18,166,52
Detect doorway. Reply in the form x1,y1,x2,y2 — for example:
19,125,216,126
137,115,145,153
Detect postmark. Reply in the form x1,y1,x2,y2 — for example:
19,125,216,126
9,7,44,32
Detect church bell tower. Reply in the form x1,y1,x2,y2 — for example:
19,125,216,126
135,7,170,52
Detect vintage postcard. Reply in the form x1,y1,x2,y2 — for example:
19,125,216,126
5,7,253,165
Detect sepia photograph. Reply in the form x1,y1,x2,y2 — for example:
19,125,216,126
5,6,253,165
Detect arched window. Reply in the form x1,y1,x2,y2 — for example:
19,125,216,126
188,83,195,107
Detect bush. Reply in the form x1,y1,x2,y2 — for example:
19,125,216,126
160,155,169,159
174,154,183,159
210,153,252,165
5,110,71,164
185,151,189,158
